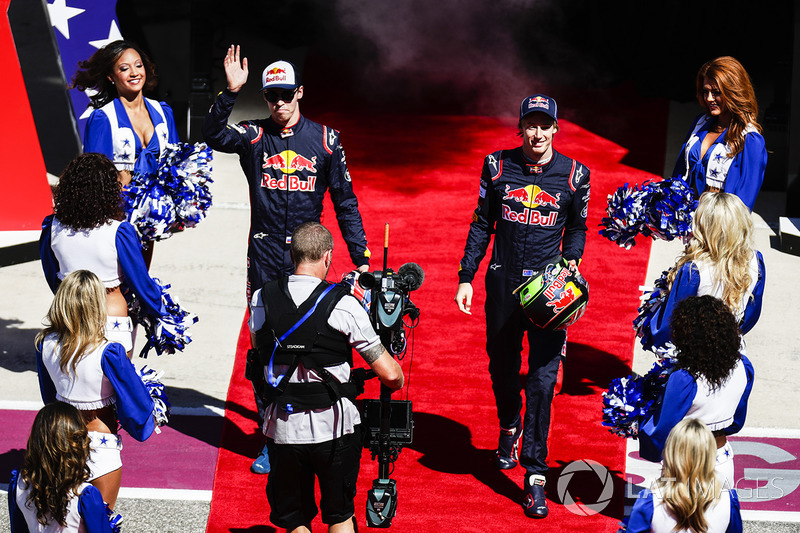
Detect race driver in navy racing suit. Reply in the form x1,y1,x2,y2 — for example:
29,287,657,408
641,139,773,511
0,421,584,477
455,94,590,519
202,45,371,475
202,45,370,301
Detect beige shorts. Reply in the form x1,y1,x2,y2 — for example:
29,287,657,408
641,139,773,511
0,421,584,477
105,316,134,352
87,431,123,480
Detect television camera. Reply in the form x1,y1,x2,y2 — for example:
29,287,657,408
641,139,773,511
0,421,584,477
350,224,422,528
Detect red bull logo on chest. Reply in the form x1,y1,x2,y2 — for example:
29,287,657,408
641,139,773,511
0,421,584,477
503,185,561,209
263,150,318,174
501,204,557,226
262,150,318,191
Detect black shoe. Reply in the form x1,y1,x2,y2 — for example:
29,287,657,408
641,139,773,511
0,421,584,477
523,474,548,518
494,421,522,469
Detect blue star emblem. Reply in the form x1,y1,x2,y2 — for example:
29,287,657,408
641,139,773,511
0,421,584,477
162,131,169,141
119,152,131,161
714,153,724,162
99,435,109,445
724,448,731,457
710,169,720,178
123,138,131,146
112,320,121,329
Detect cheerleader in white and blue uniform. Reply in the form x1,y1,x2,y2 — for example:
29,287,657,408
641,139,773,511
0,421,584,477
639,296,753,489
73,40,198,262
40,154,166,354
9,403,120,533
625,418,742,533
35,271,159,510
643,192,764,355
75,40,178,185
670,56,767,211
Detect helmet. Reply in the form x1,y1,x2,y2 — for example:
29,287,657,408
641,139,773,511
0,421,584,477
517,261,589,330
340,271,372,313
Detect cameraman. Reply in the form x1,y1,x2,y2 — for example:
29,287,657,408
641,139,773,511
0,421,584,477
249,222,403,532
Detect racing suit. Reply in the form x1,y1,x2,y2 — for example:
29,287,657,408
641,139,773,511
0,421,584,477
458,147,590,476
202,89,370,299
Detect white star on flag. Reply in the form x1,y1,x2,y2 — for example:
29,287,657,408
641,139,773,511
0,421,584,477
79,88,98,119
47,0,85,40
88,20,123,49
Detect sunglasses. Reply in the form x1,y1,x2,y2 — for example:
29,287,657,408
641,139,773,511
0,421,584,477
263,88,298,103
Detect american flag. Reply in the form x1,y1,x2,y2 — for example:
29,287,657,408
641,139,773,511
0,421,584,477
45,0,121,138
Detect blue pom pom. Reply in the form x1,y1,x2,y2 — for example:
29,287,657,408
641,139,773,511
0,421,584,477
602,359,675,438
600,177,699,248
633,269,671,350
138,365,171,429
123,142,214,242
128,278,198,357
106,503,123,533
599,182,649,249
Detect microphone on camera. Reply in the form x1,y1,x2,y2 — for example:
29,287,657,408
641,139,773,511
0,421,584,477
398,262,424,292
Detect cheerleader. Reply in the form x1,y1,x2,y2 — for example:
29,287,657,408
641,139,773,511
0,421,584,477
670,56,767,211
640,296,754,489
626,418,742,532
36,271,160,508
645,192,764,353
8,402,119,532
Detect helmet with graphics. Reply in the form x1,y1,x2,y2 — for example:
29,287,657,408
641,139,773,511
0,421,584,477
517,260,589,330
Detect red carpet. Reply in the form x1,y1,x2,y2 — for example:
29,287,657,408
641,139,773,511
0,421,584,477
0,0,52,231
206,89,666,532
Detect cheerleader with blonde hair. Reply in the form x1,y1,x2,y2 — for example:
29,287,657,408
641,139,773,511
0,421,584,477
646,192,764,353
36,270,162,509
625,418,742,532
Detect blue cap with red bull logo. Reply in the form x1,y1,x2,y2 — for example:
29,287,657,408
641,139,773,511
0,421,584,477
519,94,558,123
261,60,301,91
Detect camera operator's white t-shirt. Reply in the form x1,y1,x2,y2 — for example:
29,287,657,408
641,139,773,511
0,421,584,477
249,274,382,444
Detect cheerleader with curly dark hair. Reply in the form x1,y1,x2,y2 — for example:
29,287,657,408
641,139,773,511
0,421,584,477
639,295,754,489
39,153,166,355
8,402,118,532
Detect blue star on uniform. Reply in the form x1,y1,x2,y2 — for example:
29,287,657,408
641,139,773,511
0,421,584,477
112,319,121,329
162,131,169,142
99,435,109,445
710,168,720,178
123,138,131,146
119,152,131,161
714,153,725,162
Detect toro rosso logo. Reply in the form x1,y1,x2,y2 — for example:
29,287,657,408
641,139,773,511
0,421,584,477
262,150,318,191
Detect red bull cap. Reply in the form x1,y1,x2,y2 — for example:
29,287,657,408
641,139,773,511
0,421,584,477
519,94,558,123
261,60,301,91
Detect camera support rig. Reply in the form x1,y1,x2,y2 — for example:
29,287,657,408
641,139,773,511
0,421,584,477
357,224,422,528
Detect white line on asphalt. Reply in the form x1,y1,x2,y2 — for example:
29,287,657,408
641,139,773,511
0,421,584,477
0,400,225,416
741,510,800,523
